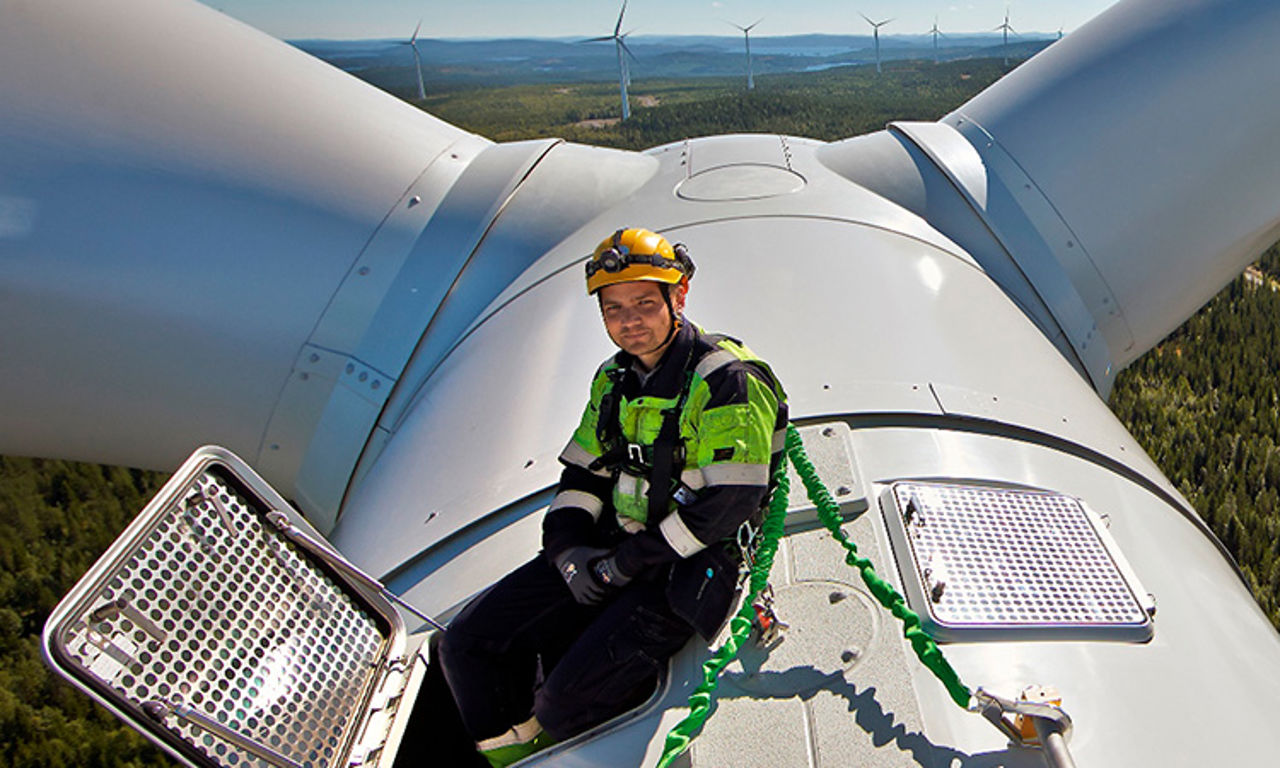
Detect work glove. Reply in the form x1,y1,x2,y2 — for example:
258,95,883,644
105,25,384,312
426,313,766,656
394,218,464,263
553,546,610,605
591,553,633,588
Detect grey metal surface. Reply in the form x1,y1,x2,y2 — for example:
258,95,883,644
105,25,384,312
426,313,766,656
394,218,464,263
333,203,1173,579
782,422,867,529
42,448,402,768
349,142,662,498
256,132,499,529
916,118,1127,395
282,138,559,528
816,126,1094,387
695,524,933,768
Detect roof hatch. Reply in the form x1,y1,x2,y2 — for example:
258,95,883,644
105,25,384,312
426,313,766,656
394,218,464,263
43,447,423,768
883,480,1155,643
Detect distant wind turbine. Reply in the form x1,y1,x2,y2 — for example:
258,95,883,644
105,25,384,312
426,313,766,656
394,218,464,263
727,18,763,90
859,13,892,74
623,29,634,88
401,20,425,101
585,0,637,120
995,8,1018,66
927,16,945,64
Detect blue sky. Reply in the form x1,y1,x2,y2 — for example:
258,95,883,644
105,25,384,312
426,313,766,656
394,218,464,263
200,1,1121,41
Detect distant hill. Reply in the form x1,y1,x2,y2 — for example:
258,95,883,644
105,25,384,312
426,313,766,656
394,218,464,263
292,33,1056,90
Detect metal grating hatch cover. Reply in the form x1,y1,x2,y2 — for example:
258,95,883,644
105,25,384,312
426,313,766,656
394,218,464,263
883,481,1153,643
42,447,406,768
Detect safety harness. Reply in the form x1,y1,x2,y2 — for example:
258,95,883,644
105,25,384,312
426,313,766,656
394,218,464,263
586,338,700,523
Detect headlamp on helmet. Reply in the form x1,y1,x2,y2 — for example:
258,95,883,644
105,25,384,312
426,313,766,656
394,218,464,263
585,228,695,295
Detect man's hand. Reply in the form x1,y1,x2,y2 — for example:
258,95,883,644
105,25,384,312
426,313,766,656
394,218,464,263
553,546,610,605
591,554,633,588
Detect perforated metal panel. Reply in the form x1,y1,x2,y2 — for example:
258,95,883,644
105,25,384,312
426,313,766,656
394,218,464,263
44,447,403,768
884,481,1153,642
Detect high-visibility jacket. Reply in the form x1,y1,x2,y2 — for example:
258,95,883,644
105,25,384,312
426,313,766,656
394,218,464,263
544,320,787,584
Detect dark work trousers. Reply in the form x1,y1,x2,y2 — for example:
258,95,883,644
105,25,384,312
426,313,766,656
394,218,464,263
439,553,695,742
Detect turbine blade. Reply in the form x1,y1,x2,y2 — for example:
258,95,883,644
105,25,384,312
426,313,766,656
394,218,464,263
582,35,614,43
859,12,873,25
619,37,638,62
0,0,478,481
615,0,628,37
410,19,421,44
746,18,763,32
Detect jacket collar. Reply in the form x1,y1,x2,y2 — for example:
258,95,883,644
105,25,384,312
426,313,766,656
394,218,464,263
613,318,696,398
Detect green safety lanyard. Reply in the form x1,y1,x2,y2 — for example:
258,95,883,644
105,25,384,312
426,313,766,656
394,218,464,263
656,424,972,768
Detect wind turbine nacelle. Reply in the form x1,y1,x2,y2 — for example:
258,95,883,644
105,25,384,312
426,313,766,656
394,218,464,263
329,128,1189,611
15,0,1280,766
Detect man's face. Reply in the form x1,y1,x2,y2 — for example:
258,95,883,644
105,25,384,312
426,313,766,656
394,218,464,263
598,280,686,369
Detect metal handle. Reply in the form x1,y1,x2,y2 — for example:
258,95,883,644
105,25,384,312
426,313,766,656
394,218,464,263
143,700,303,768
1033,718,1079,768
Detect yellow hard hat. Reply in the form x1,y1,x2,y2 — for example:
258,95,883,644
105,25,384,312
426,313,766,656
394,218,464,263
585,228,695,295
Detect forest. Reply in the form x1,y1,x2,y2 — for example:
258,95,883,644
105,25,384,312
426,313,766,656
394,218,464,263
417,58,1012,146
1109,247,1280,623
3,58,1279,767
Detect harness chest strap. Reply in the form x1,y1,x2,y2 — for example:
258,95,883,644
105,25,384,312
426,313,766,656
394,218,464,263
590,344,697,522
646,369,694,523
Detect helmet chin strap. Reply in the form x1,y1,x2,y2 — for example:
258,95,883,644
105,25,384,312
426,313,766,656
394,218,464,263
656,283,681,350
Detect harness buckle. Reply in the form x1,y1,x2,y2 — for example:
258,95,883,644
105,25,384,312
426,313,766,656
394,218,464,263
627,443,645,466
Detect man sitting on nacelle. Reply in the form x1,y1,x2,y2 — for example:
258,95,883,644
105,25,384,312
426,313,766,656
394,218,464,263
439,227,788,766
